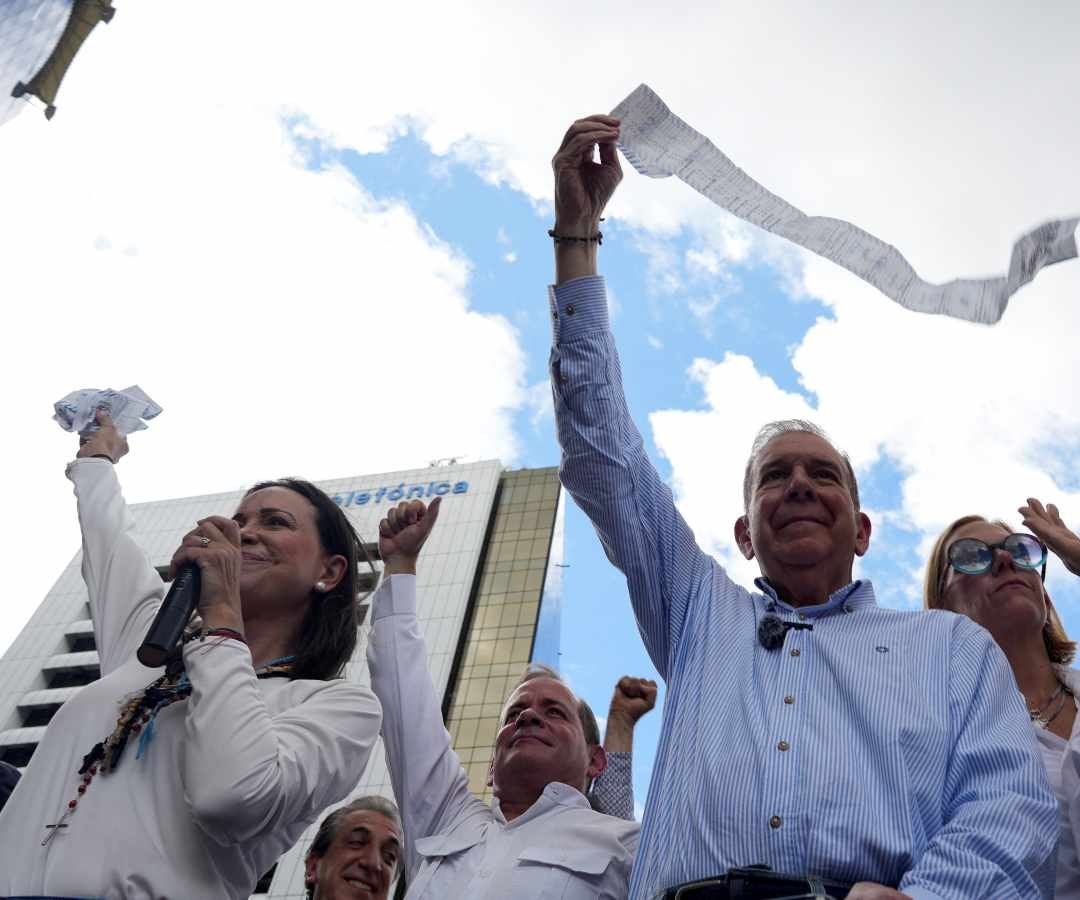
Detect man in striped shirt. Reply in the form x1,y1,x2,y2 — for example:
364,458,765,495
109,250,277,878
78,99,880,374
547,114,1058,899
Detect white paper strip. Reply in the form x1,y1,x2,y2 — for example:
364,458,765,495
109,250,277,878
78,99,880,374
612,84,1078,325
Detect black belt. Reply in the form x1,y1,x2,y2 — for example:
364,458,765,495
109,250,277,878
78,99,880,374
655,867,852,900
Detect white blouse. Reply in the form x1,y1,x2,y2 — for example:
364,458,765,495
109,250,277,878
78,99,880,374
0,458,382,899
1044,668,1080,898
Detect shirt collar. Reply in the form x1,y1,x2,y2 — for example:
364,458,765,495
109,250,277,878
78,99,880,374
492,782,591,826
754,577,877,617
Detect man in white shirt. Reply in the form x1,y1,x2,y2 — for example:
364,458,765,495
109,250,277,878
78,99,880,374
367,496,639,899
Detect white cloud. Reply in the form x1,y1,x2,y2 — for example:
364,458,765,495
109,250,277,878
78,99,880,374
646,335,664,350
0,6,539,653
527,379,554,429
686,248,722,277
503,251,518,264
3,0,1080,649
650,354,820,585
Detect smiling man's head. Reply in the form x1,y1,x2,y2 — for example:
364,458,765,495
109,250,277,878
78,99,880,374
305,796,402,900
735,420,871,599
487,665,606,809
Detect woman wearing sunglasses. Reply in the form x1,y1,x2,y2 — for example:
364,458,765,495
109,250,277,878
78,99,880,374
925,498,1080,895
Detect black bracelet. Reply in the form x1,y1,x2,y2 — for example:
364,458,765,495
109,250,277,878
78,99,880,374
548,228,602,246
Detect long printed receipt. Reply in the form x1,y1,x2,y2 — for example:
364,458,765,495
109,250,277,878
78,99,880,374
612,84,1079,325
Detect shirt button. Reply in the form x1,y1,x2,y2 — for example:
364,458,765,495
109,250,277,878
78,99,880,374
784,695,795,705
797,613,807,621
843,605,853,614
566,304,576,315
777,740,790,751
769,815,783,829
560,373,569,383
551,308,558,320
790,648,800,657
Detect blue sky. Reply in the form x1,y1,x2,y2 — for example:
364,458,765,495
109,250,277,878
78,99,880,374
338,129,1080,809
2,0,1079,822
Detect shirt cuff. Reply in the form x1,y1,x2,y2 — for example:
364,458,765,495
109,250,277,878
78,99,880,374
548,275,610,345
182,633,252,670
66,455,114,479
372,573,417,621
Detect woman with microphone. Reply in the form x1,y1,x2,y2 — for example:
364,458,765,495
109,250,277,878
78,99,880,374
0,410,382,899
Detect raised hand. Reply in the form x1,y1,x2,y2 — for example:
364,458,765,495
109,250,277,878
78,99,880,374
608,676,658,726
1020,498,1080,576
75,408,129,464
378,498,442,573
552,115,622,236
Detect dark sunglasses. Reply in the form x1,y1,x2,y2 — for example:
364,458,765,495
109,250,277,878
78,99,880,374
947,533,1047,580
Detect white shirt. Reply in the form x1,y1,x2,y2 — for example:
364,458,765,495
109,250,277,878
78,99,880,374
1042,668,1080,898
0,459,382,899
367,575,639,900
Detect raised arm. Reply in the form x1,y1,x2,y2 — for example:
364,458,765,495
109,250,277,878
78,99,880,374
69,410,164,674
366,498,486,879
1020,498,1080,893
549,116,715,678
589,675,657,820
898,619,1058,899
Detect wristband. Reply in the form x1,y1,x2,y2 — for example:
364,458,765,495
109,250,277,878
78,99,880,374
549,228,603,245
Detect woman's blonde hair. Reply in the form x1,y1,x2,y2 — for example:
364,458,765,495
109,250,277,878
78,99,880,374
924,514,1075,666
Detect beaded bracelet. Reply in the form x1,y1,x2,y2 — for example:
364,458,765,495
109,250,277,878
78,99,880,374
548,228,603,246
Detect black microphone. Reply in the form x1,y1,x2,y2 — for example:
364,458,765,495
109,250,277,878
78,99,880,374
756,613,813,650
137,564,201,667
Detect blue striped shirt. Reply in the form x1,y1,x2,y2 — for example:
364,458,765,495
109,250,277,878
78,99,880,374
548,275,1058,900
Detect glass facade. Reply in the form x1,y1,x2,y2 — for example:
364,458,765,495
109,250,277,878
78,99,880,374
442,467,562,803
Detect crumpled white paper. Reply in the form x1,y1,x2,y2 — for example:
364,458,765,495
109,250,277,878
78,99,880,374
53,385,163,437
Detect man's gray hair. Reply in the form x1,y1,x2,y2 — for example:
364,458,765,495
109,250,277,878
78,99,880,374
306,795,402,896
741,419,860,512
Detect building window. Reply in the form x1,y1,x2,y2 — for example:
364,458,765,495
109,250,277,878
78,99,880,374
67,634,97,653
47,666,100,689
0,743,36,767
21,705,61,728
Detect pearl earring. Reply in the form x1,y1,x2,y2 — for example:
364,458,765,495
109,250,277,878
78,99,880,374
315,580,327,592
